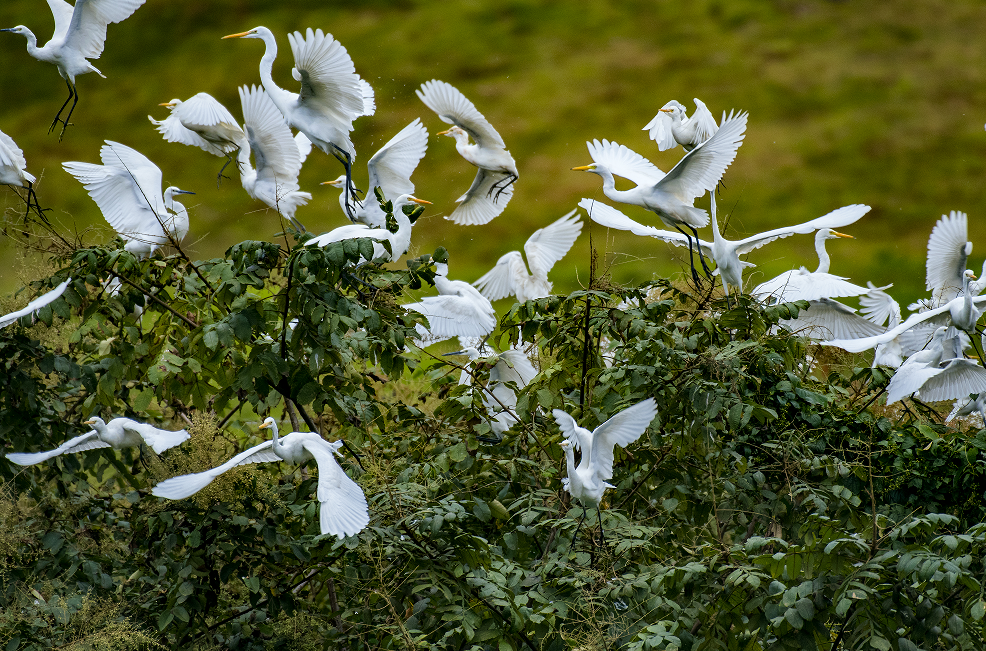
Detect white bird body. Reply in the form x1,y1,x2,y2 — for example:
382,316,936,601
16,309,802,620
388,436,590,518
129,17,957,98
307,194,430,262
643,98,719,152
224,26,368,221
404,262,497,343
554,398,658,511
453,345,538,436
324,119,429,228
150,93,247,157
417,80,518,225
0,278,72,329
752,228,867,303
5,416,188,466
0,130,36,188
151,418,368,539
947,393,986,425
885,327,986,405
2,0,146,138
860,284,905,368
473,210,583,303
924,211,986,306
63,141,194,258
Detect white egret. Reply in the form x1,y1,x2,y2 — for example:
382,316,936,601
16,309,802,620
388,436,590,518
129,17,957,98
859,283,904,368
924,211,986,305
2,0,146,140
885,327,986,405
751,228,868,304
447,343,538,439
778,298,885,341
6,416,188,466
643,98,718,152
554,398,658,545
237,85,312,231
322,119,429,228
416,80,518,225
572,110,748,284
63,141,195,258
404,262,497,343
223,27,367,222
0,278,72,329
149,92,247,183
0,129,43,219
307,194,431,262
473,210,583,304
582,195,869,298
947,393,986,425
151,417,368,539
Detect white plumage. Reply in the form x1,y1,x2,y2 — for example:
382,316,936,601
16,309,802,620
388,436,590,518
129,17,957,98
404,262,497,344
752,228,867,304
451,343,538,437
0,278,71,329
307,194,430,262
643,98,719,152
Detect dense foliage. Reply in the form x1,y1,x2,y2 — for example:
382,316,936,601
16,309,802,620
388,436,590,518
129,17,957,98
4,211,986,651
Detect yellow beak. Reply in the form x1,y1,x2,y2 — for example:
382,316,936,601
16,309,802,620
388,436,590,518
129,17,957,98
660,108,675,113
159,102,175,107
222,31,251,39
831,231,854,239
84,419,95,425
410,198,432,205
436,130,450,136
259,422,270,429
571,165,593,171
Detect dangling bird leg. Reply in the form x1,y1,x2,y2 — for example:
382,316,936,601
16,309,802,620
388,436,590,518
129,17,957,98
596,507,607,547
216,150,237,187
688,225,714,279
487,173,518,203
567,506,588,552
48,79,75,137
56,82,79,142
672,223,703,287
331,145,358,222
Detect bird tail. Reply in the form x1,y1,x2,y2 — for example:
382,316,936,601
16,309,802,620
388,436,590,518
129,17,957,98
144,429,191,454
152,471,216,499
88,63,105,79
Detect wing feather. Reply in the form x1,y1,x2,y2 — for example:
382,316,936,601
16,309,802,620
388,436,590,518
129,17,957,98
151,441,276,499
447,169,512,225
926,211,970,304
416,79,505,149
473,251,522,302
0,278,72,329
524,210,583,280
655,110,747,203
586,139,665,186
288,28,364,128
5,430,99,466
367,119,429,200
732,204,871,255
117,418,189,453
589,399,658,481
642,100,683,151
301,437,369,538
63,0,146,60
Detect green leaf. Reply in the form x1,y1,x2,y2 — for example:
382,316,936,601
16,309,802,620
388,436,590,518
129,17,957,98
795,598,815,621
172,605,189,623
158,611,174,631
783,607,803,629
449,441,468,463
869,636,891,651
132,388,154,412
473,498,491,522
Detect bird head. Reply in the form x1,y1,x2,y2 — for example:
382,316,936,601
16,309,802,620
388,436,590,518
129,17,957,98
571,163,600,175
965,269,978,280
436,126,467,139
818,228,854,241
559,439,572,450
397,194,432,207
258,417,277,431
83,416,105,427
159,99,182,109
1,26,30,37
321,176,347,189
222,27,265,41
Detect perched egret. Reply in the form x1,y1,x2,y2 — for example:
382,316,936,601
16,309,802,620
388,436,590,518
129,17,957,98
643,98,718,152
0,278,72,329
447,343,538,439
323,119,429,228
237,84,312,231
151,418,369,539
149,92,248,183
404,262,497,344
307,194,430,262
572,111,747,284
223,27,367,222
885,327,986,405
924,211,986,306
63,141,195,258
0,129,43,219
416,80,518,225
751,229,868,304
583,195,870,298
554,398,658,545
6,416,188,466
2,0,146,140
473,210,583,304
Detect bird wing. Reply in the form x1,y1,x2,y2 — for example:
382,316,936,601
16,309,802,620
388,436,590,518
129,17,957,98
493,349,539,387
524,210,583,280
586,139,665,186
295,132,313,165
115,418,189,454
752,270,868,303
473,251,523,302
688,98,719,143
5,430,100,466
367,118,429,199
307,224,382,248
917,359,986,404
416,79,506,149
447,168,513,226
0,278,72,329
47,0,76,41
589,398,658,482
0,130,29,174
301,437,369,538
655,110,748,203
580,199,714,255
732,204,871,255
859,283,900,327
151,440,277,499
173,93,243,149
887,362,942,405
239,85,303,190
925,211,970,304
404,294,496,339
822,300,960,353
287,28,364,130
780,299,886,341
148,113,218,154
63,0,146,60
551,409,585,450
641,100,683,151
358,78,376,117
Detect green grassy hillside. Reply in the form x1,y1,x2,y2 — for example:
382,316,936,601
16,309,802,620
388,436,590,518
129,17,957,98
2,0,985,307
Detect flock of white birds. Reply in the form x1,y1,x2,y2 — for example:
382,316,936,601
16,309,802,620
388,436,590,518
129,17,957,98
3,0,986,542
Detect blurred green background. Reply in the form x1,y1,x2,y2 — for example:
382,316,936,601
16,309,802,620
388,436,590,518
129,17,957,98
2,0,985,309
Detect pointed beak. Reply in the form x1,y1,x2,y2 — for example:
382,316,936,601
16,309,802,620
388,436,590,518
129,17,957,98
831,231,854,239
320,180,343,187
442,350,467,356
660,108,674,113
174,189,195,195
571,165,593,171
83,419,95,425
159,102,176,107
222,31,252,39
409,197,432,205
258,422,270,430
436,130,450,136
1,28,17,33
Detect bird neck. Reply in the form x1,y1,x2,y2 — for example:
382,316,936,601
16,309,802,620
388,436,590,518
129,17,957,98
595,168,634,205
237,147,256,187
563,445,577,477
268,421,282,449
256,33,293,115
814,232,832,274
709,193,724,245
20,29,39,53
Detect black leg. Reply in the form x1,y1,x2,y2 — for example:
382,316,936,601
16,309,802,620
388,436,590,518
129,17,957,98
567,507,587,552
57,83,79,142
486,173,517,203
672,223,702,286
596,508,606,547
331,145,358,222
48,79,75,136
688,225,714,278
216,151,236,187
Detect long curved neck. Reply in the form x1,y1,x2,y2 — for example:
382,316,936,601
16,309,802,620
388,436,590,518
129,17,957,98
709,193,724,244
20,30,40,55
594,168,636,205
268,421,282,450
256,32,293,115
814,232,831,274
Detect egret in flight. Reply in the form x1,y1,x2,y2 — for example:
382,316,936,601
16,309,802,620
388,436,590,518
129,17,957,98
322,119,429,228
63,141,195,258
884,326,986,406
572,110,748,285
923,211,986,306
404,262,497,344
643,98,718,152
417,80,518,225
751,228,867,304
0,278,72,329
2,0,146,140
307,194,431,263
6,416,188,466
555,398,658,546
152,418,369,539
473,210,583,304
223,27,368,222
0,129,43,220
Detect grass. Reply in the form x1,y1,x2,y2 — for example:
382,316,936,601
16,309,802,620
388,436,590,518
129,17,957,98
1,0,985,308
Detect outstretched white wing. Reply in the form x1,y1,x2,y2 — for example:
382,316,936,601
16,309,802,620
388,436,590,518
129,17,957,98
367,119,429,200
655,110,747,203
63,0,146,60
447,168,513,226
473,251,523,302
589,398,658,481
288,28,364,130
581,199,714,256
732,204,871,255
404,295,496,339
416,80,506,149
586,139,665,186
0,278,72,329
524,210,583,280
357,78,375,117
240,85,303,191
116,418,189,454
171,92,244,153
642,100,683,151
688,98,719,144
151,440,278,499
859,283,900,328
780,299,885,341
926,211,970,305
301,437,369,539
149,113,216,153
752,269,869,304
917,359,986,404
5,430,104,466
0,129,31,180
